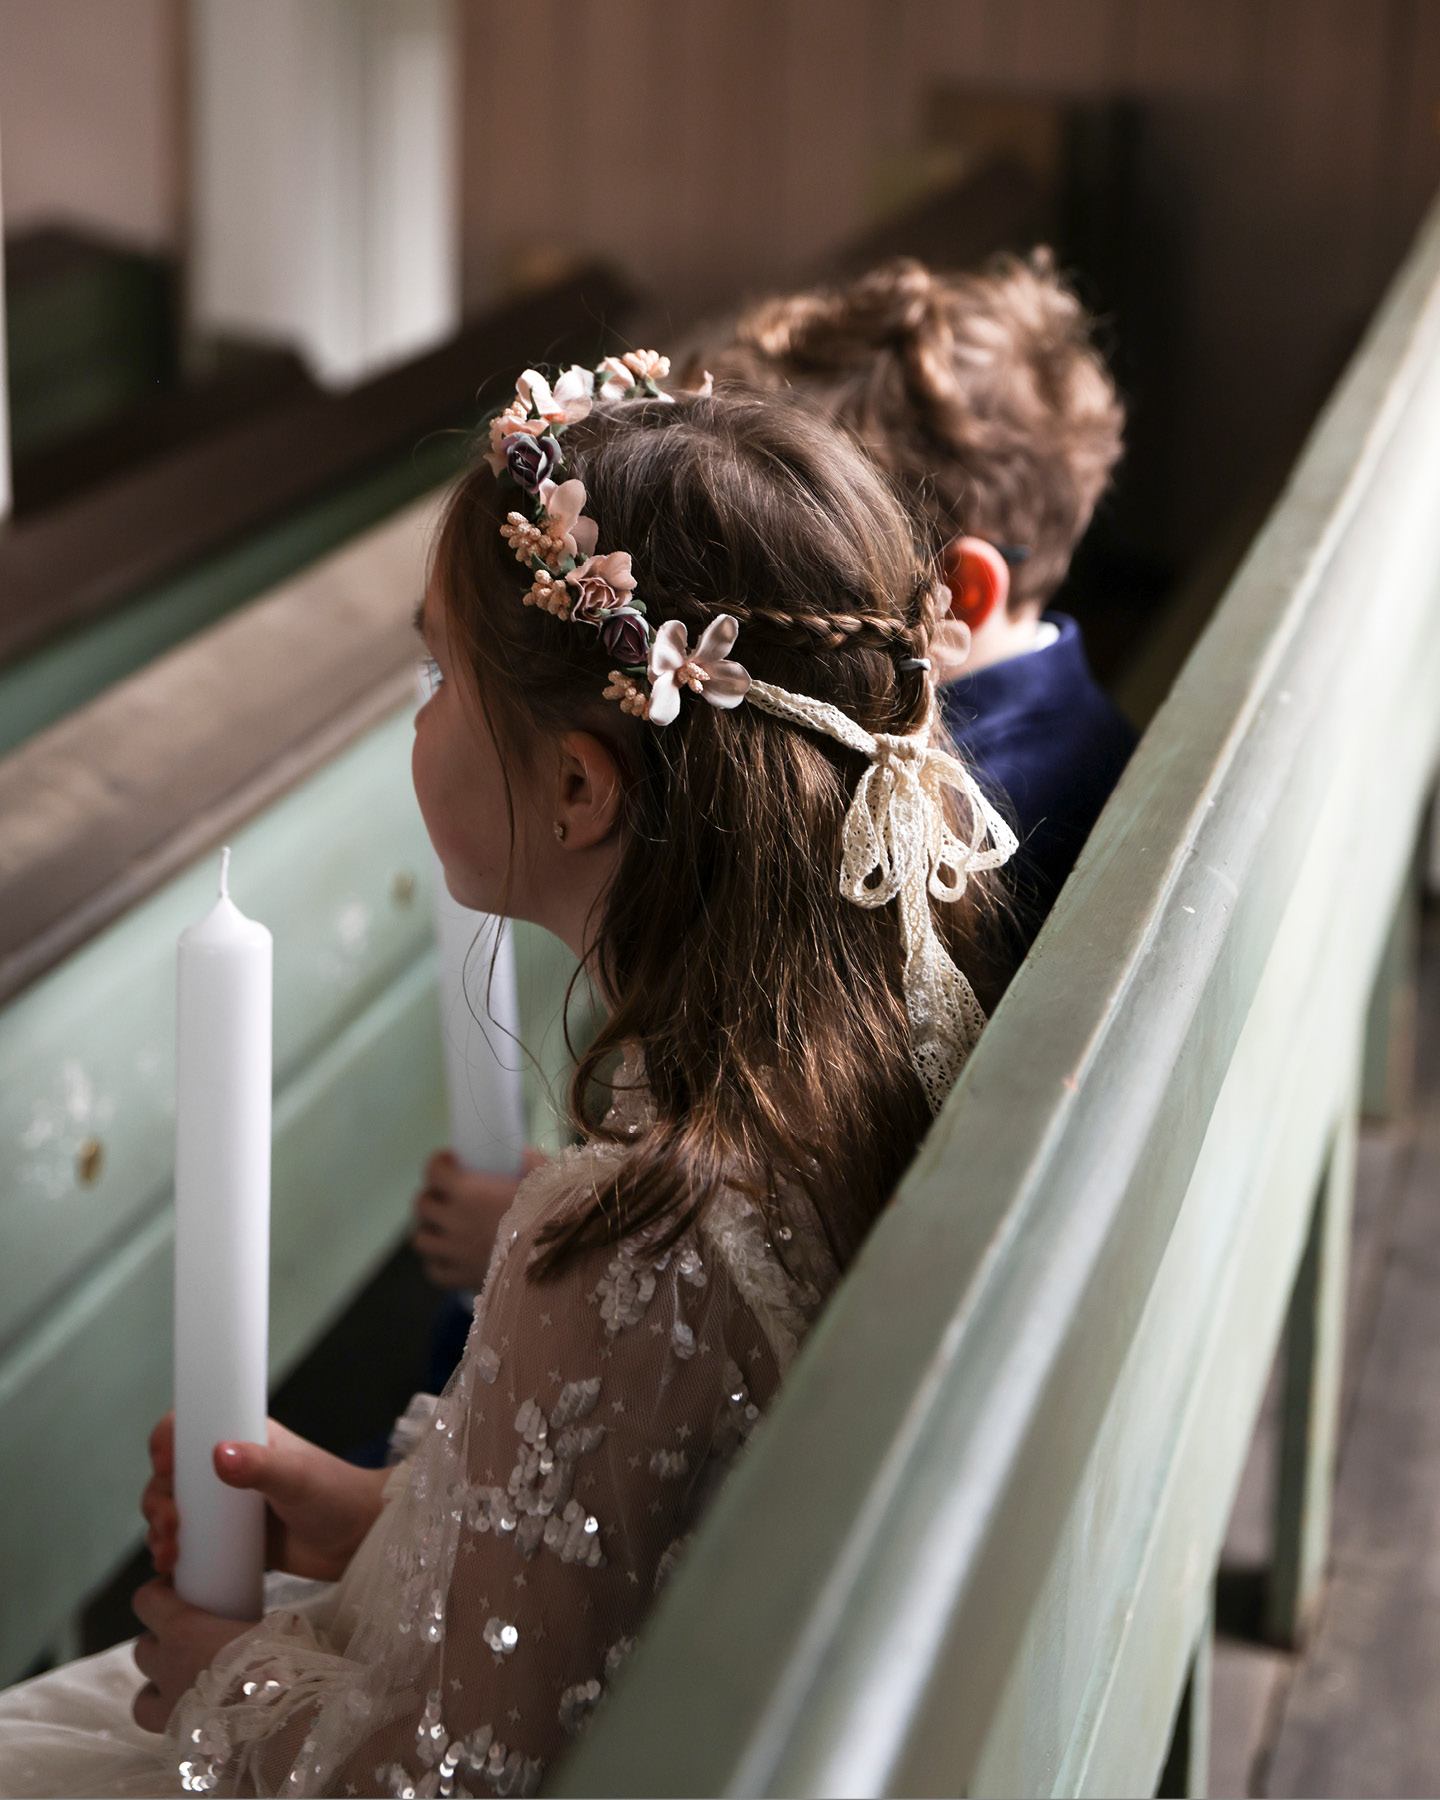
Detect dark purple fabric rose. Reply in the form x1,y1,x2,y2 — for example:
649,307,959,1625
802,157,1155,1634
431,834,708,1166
599,610,651,668
504,432,561,493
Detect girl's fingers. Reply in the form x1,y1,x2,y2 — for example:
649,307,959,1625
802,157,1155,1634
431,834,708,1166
144,1497,177,1534
131,1577,185,1634
147,1413,175,1477
132,1682,169,1735
423,1149,458,1188
412,1212,455,1244
412,1192,450,1228
142,1492,177,1538
132,1634,159,1685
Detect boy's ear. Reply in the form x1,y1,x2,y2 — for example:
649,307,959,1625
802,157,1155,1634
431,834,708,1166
943,536,1010,632
554,731,626,849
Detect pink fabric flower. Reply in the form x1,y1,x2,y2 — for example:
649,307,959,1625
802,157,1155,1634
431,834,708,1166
647,616,750,727
566,551,638,623
539,478,599,563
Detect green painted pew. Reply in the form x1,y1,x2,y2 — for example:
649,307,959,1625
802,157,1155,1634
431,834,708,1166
556,191,1440,1795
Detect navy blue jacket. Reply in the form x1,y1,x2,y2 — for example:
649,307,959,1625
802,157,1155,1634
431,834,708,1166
941,613,1136,932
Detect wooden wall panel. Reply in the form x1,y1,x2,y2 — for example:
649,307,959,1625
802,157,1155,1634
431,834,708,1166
457,0,1440,335
0,0,186,250
890,0,992,89
773,0,876,281
1143,0,1406,552
4,0,1413,574
993,0,1127,92
1381,0,1440,272
659,0,792,313
1128,0,1251,92
568,0,672,312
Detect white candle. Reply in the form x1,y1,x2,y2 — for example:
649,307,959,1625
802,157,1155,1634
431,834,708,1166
432,866,527,1176
172,847,271,1620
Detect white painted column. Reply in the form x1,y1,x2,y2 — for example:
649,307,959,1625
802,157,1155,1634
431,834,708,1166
189,0,459,388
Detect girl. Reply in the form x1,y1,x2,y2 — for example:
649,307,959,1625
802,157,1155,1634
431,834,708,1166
0,363,1012,1797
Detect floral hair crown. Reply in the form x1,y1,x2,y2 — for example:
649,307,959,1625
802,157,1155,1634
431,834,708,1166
482,352,1020,1111
485,351,749,726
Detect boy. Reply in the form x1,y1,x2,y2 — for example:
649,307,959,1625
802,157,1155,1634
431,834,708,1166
704,248,1135,925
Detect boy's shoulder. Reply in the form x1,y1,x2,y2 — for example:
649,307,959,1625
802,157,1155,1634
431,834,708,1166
942,614,1137,893
943,615,1132,748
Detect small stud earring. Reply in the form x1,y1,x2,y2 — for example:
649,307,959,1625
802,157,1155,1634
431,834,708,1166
553,820,566,843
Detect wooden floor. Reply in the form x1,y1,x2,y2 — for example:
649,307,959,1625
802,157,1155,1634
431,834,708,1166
1211,906,1440,1798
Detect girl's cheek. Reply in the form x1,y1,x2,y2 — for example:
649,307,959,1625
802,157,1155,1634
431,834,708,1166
411,715,454,853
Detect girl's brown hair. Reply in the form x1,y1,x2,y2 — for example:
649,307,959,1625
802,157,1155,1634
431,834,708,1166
434,390,1004,1276
704,251,1124,614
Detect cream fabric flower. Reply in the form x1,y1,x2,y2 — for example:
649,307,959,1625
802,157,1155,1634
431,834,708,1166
517,366,594,426
596,356,636,400
647,616,751,727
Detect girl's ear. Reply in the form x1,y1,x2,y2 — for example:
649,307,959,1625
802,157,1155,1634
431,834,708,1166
942,536,1010,632
553,731,626,850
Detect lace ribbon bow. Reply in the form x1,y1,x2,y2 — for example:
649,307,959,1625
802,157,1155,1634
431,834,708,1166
747,680,1018,1111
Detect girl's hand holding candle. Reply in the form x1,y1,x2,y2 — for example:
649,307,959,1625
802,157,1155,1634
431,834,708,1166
131,1581,253,1733
134,1416,387,1733
410,1146,548,1288
142,1412,388,1585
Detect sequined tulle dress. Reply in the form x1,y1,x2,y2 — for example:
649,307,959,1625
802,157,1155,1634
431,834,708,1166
0,1080,837,1797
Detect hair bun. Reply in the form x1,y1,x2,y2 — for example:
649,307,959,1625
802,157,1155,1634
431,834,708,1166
846,257,939,342
741,258,941,371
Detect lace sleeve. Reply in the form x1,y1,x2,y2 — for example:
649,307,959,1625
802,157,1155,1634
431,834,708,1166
171,1150,786,1798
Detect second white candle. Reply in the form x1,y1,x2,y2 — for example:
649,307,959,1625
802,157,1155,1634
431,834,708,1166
432,867,527,1176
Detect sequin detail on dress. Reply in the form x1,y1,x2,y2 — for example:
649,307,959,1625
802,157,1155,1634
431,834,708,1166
155,1061,835,1800
594,1250,658,1332
498,1384,607,1562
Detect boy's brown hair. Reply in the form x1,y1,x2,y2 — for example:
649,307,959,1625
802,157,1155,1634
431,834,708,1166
433,390,1007,1277
703,250,1124,616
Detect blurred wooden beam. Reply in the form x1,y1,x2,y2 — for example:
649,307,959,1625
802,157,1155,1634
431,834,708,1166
0,264,637,670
